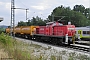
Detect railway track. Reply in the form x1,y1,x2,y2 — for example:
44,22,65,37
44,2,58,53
52,43,90,54
15,37,90,54
67,44,90,53
51,43,89,54
75,41,90,46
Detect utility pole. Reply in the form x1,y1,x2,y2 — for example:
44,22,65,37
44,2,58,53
52,13,54,22
26,9,28,20
11,0,15,37
89,1,90,53
11,0,29,37
52,15,54,22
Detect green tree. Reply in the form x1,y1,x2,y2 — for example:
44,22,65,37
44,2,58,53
73,5,90,20
30,17,37,25
17,21,27,26
84,8,90,20
73,5,85,13
70,11,89,26
30,16,46,26
17,16,46,26
27,20,31,26
48,5,90,27
37,20,46,26
48,5,71,22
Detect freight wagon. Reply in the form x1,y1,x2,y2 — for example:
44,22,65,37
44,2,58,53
6,26,38,39
6,28,10,34
20,26,38,39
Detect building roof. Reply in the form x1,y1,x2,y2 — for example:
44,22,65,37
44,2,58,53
0,17,3,22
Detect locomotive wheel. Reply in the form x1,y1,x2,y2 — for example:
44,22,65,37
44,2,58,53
57,39,63,45
68,38,73,45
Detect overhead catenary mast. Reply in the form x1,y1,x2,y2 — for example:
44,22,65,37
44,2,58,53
11,0,15,37
11,0,29,37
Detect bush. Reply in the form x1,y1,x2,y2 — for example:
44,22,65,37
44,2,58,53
0,28,5,34
0,33,12,46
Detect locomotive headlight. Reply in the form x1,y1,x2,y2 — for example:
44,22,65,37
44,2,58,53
68,22,71,25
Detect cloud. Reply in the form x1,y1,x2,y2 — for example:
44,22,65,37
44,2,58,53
67,0,89,8
0,1,24,14
31,6,45,10
5,3,11,10
0,0,90,25
31,3,50,10
31,0,54,10
0,2,4,5
30,0,57,17
0,2,11,11
0,2,5,9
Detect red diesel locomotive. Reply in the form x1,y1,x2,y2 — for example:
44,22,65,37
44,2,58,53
33,21,76,45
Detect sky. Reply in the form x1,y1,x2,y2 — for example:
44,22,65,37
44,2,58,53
0,0,90,26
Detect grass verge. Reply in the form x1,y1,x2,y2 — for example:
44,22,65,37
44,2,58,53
0,33,90,60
